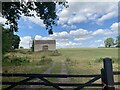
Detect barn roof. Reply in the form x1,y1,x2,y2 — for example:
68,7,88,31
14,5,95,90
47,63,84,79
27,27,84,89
34,40,56,44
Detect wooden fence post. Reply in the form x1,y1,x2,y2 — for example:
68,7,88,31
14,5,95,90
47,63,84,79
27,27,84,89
102,58,115,90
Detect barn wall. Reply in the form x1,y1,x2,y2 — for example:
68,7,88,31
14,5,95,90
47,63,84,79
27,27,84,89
34,44,43,51
48,44,56,50
34,44,56,51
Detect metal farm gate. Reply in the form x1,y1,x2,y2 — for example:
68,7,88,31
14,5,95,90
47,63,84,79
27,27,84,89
1,58,120,90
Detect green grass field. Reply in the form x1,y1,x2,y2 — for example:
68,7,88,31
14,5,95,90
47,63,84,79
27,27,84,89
58,48,119,83
59,48,119,73
2,48,119,75
2,48,119,89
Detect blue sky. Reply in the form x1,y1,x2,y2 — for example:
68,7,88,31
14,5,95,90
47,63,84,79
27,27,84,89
1,1,119,48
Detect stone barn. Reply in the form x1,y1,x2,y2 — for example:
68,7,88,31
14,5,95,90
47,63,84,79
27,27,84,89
33,40,56,52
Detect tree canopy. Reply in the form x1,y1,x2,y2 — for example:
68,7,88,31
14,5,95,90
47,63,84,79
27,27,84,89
104,38,114,48
12,35,20,49
2,24,20,54
2,25,13,54
2,1,68,34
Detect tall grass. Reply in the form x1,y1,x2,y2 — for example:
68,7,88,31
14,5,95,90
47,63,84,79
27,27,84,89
38,56,53,65
2,48,119,86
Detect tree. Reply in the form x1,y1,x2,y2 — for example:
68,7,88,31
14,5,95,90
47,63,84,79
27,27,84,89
115,35,120,47
2,1,68,53
2,24,20,54
2,1,68,34
12,35,20,49
104,38,114,48
2,25,13,54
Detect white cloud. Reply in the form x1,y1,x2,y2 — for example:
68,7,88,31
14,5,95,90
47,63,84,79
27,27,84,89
92,29,113,36
0,17,7,24
74,37,91,41
92,21,119,36
100,44,104,47
68,15,86,24
70,28,92,38
21,16,45,27
58,31,69,38
71,25,77,29
95,39,103,43
20,22,118,48
97,11,116,23
20,36,32,48
62,24,77,29
35,35,53,40
110,22,119,31
28,17,45,27
57,41,82,48
50,31,69,39
0,17,10,28
35,35,42,40
57,2,118,25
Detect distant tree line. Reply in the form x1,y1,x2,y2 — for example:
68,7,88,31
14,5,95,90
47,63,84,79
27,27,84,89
104,36,120,48
2,25,20,54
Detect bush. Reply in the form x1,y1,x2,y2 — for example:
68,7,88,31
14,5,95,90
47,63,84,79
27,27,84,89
39,56,52,65
2,56,10,64
11,57,30,65
2,55,30,66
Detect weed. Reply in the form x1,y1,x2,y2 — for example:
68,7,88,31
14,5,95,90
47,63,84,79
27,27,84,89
39,56,52,65
95,57,119,63
49,50,61,56
65,57,71,64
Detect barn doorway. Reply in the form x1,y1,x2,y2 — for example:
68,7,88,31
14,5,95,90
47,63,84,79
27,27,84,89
42,45,48,51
